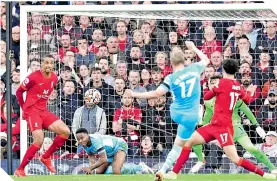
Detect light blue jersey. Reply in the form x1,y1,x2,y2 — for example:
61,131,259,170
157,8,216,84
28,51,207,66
82,134,128,162
159,62,206,139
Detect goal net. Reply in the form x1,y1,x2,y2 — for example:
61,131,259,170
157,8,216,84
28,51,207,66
19,2,277,175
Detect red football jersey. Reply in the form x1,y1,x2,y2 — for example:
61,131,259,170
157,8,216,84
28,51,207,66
20,70,58,110
204,78,252,128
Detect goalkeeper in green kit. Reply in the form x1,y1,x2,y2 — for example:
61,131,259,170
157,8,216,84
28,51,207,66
165,75,277,179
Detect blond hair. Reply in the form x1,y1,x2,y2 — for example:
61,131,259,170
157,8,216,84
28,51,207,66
170,50,185,66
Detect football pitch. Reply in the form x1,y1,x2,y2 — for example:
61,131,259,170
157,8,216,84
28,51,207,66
12,174,272,181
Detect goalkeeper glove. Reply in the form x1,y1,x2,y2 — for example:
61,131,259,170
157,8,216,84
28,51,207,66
256,126,266,139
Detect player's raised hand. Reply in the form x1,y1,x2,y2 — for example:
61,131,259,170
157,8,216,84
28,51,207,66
246,84,257,96
81,167,92,174
185,41,196,50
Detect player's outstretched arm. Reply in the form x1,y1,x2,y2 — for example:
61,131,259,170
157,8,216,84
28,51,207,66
185,41,210,66
82,151,108,174
125,87,167,100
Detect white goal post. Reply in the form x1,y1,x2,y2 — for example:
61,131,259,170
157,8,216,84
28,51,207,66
19,1,277,172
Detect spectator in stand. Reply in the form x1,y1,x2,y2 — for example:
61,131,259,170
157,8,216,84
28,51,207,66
11,69,20,95
225,22,243,52
194,20,223,47
47,89,59,116
235,34,255,61
184,46,197,65
59,34,77,61
85,67,114,110
57,15,78,41
27,28,50,56
240,52,253,65
175,20,191,42
91,16,113,37
28,13,53,43
115,60,128,81
256,49,274,85
112,77,125,110
0,40,5,54
129,29,157,65
155,52,172,77
210,51,223,73
147,67,163,91
127,45,148,73
12,26,20,62
199,26,222,59
262,64,277,98
161,29,183,52
240,73,262,111
49,48,60,63
63,50,76,67
27,50,40,63
144,95,175,152
144,19,168,46
236,60,262,87
223,45,233,60
96,44,109,59
58,65,74,89
0,77,20,116
60,80,81,128
128,70,147,108
75,15,93,42
244,131,277,158
89,29,105,54
116,20,132,52
242,20,259,49
0,102,20,159
1,13,6,41
136,135,162,157
107,36,126,66
140,68,151,90
257,88,277,132
75,35,95,67
77,64,91,89
27,59,41,75
98,57,115,87
201,64,216,86
113,92,142,155
256,21,277,59
72,89,107,140
0,52,6,76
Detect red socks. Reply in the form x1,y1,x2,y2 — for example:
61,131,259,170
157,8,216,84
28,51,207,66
172,146,191,174
238,158,264,176
18,143,40,169
42,135,68,159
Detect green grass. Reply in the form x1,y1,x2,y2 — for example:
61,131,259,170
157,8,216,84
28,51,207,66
11,174,272,181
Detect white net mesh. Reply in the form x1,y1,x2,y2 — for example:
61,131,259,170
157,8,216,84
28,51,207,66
22,5,277,175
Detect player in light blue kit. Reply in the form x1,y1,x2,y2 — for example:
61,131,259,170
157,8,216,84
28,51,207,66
75,128,153,175
125,41,210,181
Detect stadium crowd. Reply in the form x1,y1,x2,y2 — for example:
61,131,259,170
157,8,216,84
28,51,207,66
0,1,276,172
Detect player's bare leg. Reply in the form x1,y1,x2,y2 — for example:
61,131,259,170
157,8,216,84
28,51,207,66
158,131,206,181
112,150,126,174
14,130,44,177
223,145,276,179
40,120,70,173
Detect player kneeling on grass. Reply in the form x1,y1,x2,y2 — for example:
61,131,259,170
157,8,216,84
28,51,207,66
75,128,153,175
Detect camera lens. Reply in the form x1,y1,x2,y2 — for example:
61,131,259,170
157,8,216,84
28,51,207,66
1,139,7,147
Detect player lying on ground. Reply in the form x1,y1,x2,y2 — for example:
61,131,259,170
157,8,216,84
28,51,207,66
75,128,153,175
161,58,276,181
125,41,210,181
165,75,277,179
14,55,70,177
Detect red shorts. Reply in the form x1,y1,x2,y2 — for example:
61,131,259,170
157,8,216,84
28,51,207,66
196,124,234,147
24,107,59,132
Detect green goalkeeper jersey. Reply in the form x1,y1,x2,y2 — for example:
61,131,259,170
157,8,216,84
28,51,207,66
202,98,258,126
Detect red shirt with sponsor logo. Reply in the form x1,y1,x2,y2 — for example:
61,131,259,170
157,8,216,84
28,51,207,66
20,70,58,110
204,78,252,128
113,106,142,145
